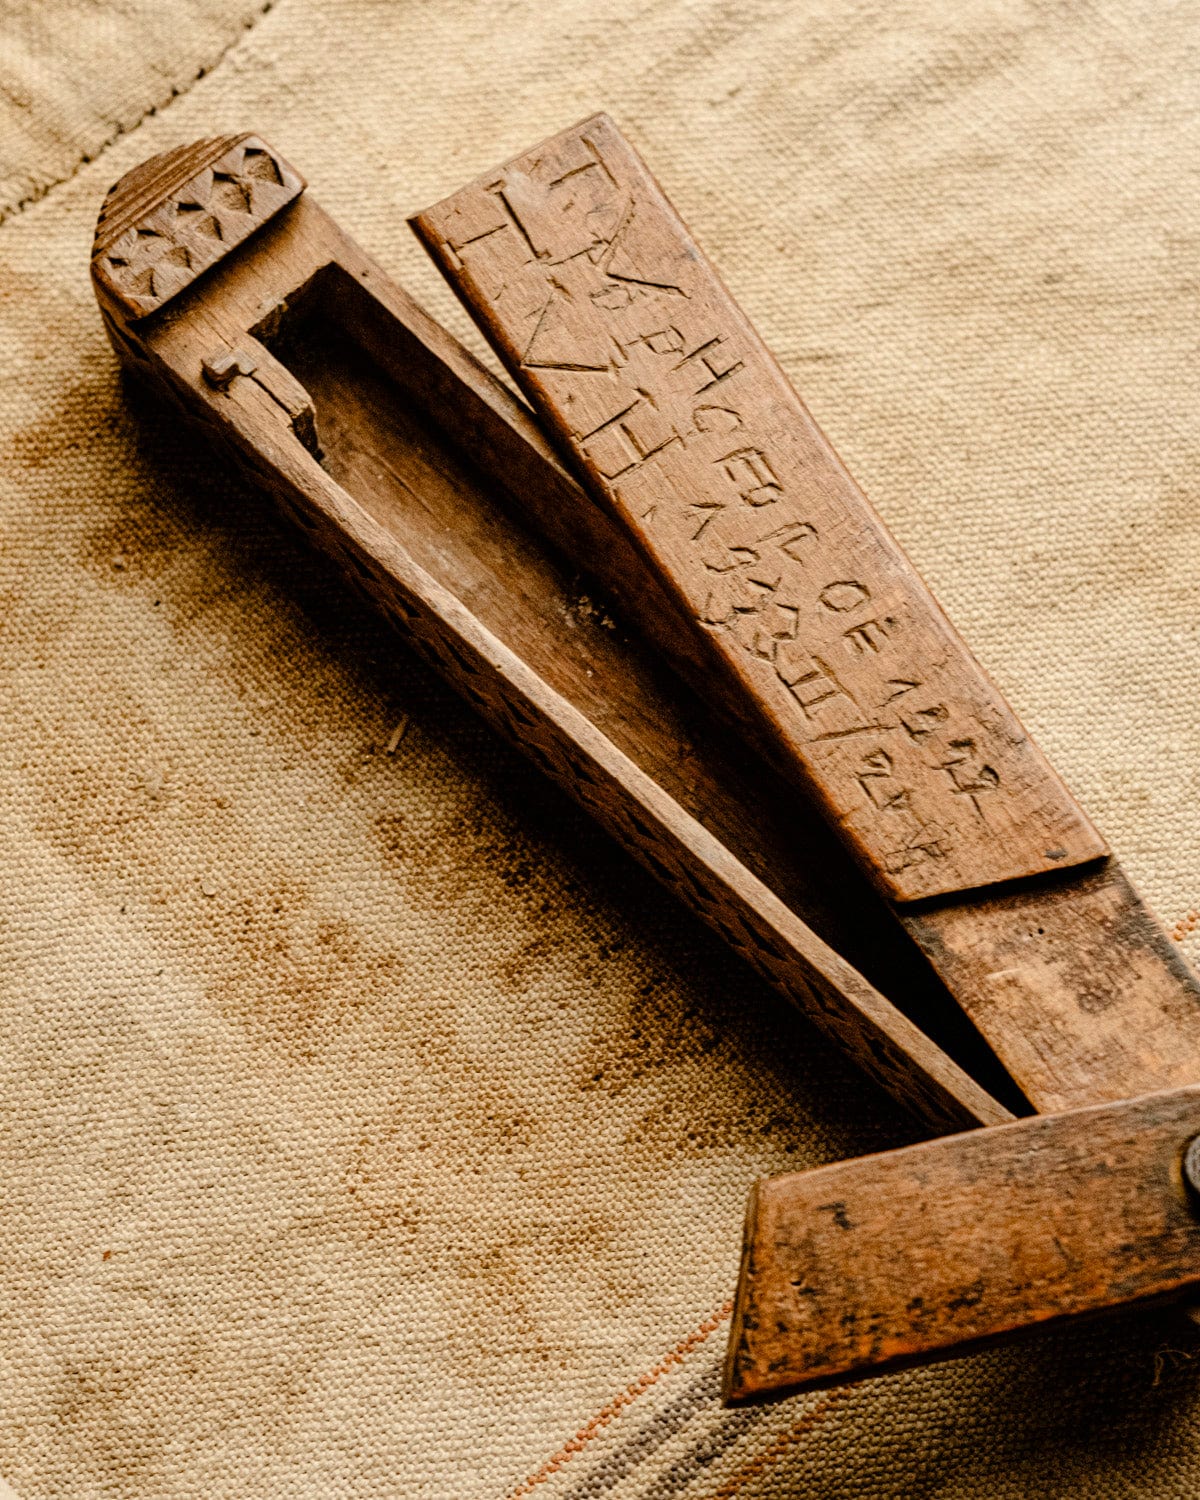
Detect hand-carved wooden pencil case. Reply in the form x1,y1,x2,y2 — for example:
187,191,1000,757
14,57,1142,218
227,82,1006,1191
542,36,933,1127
91,135,1010,1133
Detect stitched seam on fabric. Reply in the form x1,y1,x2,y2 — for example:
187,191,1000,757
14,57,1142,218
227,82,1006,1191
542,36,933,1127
0,0,278,230
506,1300,733,1499
705,1388,855,1499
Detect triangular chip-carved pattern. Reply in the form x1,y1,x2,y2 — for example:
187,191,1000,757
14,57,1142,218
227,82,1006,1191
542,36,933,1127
91,134,304,322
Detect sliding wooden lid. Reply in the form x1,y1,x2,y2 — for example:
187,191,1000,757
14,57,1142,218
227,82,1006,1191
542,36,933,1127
412,113,1107,903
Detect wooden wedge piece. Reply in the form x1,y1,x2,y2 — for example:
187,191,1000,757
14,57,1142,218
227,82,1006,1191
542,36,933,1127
723,1085,1200,1401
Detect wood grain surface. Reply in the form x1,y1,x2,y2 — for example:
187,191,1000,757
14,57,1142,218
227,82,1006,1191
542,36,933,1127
724,1085,1200,1401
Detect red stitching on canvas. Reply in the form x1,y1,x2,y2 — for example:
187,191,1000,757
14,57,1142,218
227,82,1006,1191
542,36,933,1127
506,1300,733,1498
1171,909,1200,943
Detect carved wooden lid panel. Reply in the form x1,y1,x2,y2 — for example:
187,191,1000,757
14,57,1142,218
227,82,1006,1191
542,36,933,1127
414,113,1108,901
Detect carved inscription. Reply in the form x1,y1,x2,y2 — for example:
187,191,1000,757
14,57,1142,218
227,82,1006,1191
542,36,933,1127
414,114,1107,900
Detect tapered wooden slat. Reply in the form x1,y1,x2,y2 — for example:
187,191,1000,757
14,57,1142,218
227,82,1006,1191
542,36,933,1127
724,1085,1200,1401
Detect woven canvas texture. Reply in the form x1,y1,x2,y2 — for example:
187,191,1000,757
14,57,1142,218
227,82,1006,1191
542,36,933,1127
0,0,272,219
3,1,1200,1495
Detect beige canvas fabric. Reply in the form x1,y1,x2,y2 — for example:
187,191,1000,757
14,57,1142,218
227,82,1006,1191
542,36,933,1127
0,0,272,219
3,1,1200,1495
